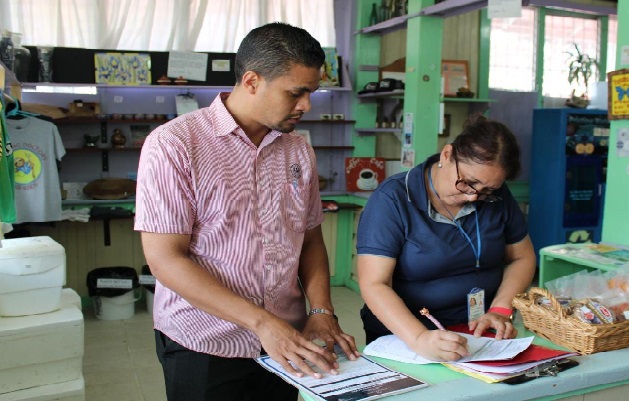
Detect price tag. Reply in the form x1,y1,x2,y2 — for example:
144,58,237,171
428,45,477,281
96,278,133,289
139,275,156,285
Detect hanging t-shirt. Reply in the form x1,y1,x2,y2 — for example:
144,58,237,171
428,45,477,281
0,99,16,223
5,116,65,223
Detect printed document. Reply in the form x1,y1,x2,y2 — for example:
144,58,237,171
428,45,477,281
363,333,533,364
256,350,428,401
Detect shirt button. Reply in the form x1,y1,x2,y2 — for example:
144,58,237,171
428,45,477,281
265,264,272,270
261,207,267,214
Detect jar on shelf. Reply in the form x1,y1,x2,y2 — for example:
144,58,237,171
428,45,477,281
11,32,30,82
0,29,14,71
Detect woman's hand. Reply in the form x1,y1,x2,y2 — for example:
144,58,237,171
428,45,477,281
410,330,469,362
469,312,517,339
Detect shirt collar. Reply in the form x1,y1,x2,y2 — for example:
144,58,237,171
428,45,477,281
211,92,283,146
405,154,476,221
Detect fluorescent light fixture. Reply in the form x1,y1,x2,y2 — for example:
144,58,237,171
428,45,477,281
22,85,98,95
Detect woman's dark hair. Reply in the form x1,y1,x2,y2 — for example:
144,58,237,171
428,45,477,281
234,22,325,83
451,114,522,180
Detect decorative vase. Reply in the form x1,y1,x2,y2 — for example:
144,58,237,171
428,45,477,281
111,129,127,148
11,33,30,82
0,29,14,71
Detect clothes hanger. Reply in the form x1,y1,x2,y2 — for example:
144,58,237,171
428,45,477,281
4,95,53,122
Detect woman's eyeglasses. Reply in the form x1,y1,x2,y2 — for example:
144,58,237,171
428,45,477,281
452,149,502,203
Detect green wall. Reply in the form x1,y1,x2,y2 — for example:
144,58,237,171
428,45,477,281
601,1,629,246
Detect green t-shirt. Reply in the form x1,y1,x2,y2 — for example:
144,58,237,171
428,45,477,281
0,100,16,223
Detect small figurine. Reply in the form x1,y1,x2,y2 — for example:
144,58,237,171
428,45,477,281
111,128,127,148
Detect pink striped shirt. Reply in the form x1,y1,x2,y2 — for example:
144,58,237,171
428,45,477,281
134,93,324,358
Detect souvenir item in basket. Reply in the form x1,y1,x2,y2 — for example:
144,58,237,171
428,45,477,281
513,287,629,355
573,301,615,324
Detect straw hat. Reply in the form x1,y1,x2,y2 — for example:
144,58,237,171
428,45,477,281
83,178,136,200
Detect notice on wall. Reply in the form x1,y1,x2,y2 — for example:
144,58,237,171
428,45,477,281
488,0,521,19
167,51,208,81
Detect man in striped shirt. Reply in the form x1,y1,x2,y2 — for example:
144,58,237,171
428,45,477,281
134,22,359,401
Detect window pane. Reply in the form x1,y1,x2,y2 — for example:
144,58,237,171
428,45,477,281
542,15,599,98
489,8,536,92
607,17,618,73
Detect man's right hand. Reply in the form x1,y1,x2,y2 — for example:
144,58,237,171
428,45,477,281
256,317,339,378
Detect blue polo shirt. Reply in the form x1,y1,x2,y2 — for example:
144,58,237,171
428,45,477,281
357,155,528,339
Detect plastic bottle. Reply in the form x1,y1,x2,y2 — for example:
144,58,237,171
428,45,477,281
0,29,15,71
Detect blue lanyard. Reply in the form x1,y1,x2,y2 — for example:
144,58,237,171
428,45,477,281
428,169,481,268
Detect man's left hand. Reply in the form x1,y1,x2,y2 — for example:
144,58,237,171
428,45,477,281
302,314,360,360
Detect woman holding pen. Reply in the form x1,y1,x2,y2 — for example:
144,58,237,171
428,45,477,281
356,114,536,362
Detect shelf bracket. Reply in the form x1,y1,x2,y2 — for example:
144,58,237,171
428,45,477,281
103,218,111,246
101,150,109,172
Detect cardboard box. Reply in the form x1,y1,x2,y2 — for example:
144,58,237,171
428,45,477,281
0,236,66,316
0,303,83,394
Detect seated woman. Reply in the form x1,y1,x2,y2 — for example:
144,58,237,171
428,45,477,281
356,114,536,362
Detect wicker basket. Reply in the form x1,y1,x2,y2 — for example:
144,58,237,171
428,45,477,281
513,287,629,355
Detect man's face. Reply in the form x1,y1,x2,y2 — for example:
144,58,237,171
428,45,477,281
254,64,321,133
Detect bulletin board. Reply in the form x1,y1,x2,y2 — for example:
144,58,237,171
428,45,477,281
607,69,629,120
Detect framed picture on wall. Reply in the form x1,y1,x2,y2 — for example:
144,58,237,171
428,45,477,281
607,69,629,120
441,60,469,97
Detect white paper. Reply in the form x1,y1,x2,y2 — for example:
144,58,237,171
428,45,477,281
488,0,522,19
212,59,231,72
175,94,199,116
167,51,208,81
621,45,629,66
363,334,533,365
257,351,428,401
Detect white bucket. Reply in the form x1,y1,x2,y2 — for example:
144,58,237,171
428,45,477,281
145,289,154,315
93,290,139,320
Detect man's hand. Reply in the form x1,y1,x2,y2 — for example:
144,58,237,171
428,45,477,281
256,316,340,379
302,314,360,361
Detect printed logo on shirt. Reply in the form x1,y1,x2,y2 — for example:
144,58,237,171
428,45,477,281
290,163,302,180
13,148,42,185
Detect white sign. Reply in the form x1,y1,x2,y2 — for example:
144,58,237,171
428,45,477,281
167,51,208,81
488,0,522,19
96,278,133,289
621,45,629,66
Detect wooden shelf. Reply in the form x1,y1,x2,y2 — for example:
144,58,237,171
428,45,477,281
442,97,496,103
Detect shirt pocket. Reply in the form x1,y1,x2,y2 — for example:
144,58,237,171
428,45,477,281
282,182,309,232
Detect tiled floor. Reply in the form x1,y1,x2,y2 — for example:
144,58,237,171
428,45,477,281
82,286,366,401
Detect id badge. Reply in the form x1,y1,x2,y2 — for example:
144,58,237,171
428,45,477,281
468,287,485,322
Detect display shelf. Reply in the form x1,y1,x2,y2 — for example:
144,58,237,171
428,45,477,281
54,117,169,125
300,119,356,124
442,97,496,103
65,147,142,153
312,146,354,150
354,11,422,35
356,90,405,101
355,127,402,135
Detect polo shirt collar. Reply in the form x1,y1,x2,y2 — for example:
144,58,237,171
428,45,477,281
210,92,283,144
405,154,476,221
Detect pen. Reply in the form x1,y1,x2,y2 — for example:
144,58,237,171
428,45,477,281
420,307,445,331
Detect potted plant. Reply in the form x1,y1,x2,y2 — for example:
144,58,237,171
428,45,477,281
565,43,599,108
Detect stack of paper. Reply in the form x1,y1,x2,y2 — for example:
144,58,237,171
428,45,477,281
363,330,577,383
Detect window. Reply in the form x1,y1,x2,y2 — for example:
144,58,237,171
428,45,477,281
542,14,599,98
489,8,536,92
607,17,618,73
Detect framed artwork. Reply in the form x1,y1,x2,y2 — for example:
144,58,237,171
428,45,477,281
95,52,152,85
607,69,629,120
320,47,340,87
441,60,469,97
345,157,386,192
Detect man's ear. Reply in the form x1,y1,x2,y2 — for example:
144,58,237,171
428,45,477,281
241,71,260,94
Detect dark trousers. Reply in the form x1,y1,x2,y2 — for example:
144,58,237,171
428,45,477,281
155,330,298,401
